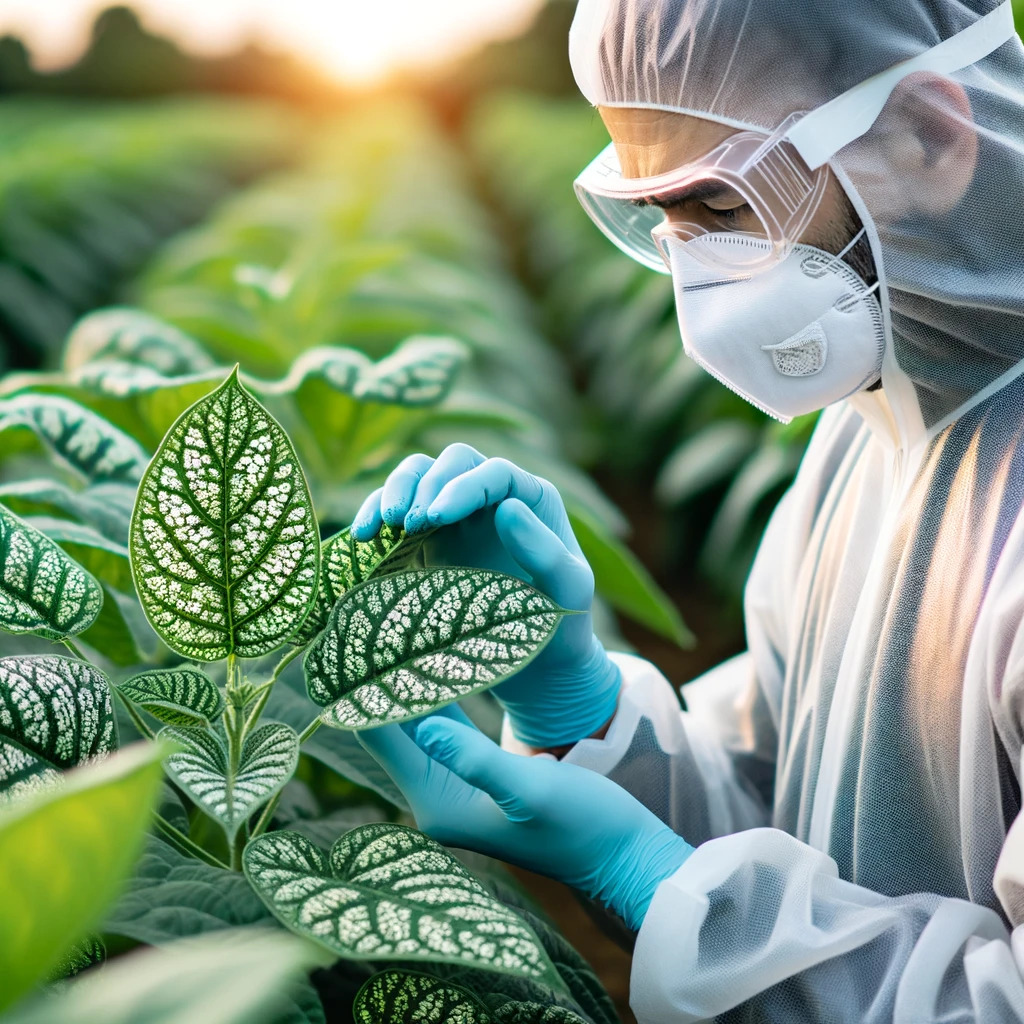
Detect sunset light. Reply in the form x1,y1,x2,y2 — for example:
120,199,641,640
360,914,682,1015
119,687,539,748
0,0,546,83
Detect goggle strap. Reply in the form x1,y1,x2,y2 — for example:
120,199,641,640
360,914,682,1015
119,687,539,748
785,0,1015,170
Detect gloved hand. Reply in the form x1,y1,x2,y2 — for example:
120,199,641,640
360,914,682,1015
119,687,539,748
350,443,621,749
357,706,694,932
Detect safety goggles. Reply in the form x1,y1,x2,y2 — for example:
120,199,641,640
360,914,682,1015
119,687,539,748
574,114,826,275
573,0,1015,276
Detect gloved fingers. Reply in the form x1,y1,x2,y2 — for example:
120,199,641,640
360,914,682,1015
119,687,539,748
377,452,436,531
399,701,477,737
411,716,537,822
350,453,438,538
403,443,487,534
356,722,434,799
425,458,554,530
493,499,594,611
350,486,384,541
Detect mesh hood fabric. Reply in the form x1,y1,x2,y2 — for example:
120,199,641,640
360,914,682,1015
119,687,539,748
569,0,1024,443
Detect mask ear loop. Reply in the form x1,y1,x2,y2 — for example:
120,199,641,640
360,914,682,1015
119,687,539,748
813,227,882,297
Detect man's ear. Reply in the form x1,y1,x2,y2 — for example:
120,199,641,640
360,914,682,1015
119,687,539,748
875,70,977,215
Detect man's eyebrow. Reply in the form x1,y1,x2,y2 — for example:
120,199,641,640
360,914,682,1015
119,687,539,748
631,180,738,209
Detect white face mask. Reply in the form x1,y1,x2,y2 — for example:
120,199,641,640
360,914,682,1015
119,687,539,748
661,232,885,423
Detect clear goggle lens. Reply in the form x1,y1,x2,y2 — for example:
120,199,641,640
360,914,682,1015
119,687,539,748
573,114,829,275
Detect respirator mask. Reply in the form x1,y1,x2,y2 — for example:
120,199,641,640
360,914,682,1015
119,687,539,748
572,1,1016,422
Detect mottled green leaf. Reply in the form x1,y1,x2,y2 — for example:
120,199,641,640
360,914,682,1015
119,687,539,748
291,523,428,646
0,743,165,1012
129,368,320,661
63,307,216,376
0,393,148,484
119,667,224,727
0,479,133,543
269,337,466,407
161,722,299,839
354,970,491,1023
0,503,103,640
30,515,133,593
304,568,568,730
3,929,329,1024
354,970,592,1024
244,824,560,986
0,655,116,801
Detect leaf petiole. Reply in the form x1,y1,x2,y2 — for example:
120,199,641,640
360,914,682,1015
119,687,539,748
113,688,157,742
242,647,302,733
152,813,230,870
247,716,320,842
61,637,87,661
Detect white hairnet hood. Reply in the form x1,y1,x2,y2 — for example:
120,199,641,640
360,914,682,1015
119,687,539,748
569,0,1024,452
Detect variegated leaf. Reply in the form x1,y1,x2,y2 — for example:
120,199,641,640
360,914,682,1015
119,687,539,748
304,568,568,730
0,503,103,640
243,824,560,986
0,394,148,484
118,668,224,727
161,722,299,839
354,970,491,1023
63,307,216,376
354,970,590,1024
291,523,428,646
0,479,134,544
0,655,116,800
129,368,320,660
268,338,466,407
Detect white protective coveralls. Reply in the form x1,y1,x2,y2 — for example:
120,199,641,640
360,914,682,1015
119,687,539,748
508,0,1024,1020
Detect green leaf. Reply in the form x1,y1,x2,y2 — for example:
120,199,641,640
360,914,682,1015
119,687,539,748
103,834,273,943
653,421,761,508
63,307,216,376
30,515,133,593
304,567,568,730
0,479,134,543
291,523,428,646
0,393,149,484
263,676,408,810
567,507,694,650
119,667,224,727
0,655,116,800
0,742,165,1012
161,722,299,840
47,936,105,982
3,929,329,1024
353,970,593,1024
129,367,320,661
354,970,491,1023
263,338,466,479
0,503,103,640
244,824,560,986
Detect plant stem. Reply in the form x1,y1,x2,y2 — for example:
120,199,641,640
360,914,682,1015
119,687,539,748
114,689,156,741
61,638,87,660
243,646,302,732
297,716,322,745
153,813,229,870
230,832,244,872
247,715,323,842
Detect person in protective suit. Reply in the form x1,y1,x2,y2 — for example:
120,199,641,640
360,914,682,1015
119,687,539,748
353,1,1024,1019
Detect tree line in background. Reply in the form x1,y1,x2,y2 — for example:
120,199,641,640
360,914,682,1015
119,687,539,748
0,2,578,114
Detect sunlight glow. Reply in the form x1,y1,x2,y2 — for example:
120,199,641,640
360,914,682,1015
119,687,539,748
0,0,547,84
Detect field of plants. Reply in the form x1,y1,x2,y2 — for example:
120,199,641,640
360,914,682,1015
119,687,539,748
0,89,812,1024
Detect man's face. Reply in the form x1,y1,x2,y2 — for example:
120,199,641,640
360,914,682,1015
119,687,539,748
598,106,876,282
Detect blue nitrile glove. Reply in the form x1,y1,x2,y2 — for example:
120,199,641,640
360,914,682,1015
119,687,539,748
351,443,621,749
357,707,694,931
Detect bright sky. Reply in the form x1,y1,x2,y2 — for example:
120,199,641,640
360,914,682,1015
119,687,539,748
0,0,547,83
